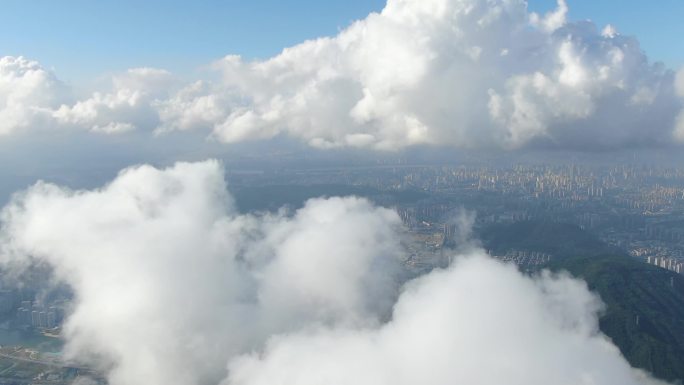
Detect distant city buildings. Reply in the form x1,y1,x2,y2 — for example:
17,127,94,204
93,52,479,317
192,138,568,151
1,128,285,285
15,298,66,330
229,161,684,272
646,256,684,275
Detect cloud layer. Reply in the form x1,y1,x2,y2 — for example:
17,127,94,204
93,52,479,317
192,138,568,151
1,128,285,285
0,160,670,385
0,160,404,385
1,0,683,150
225,257,665,385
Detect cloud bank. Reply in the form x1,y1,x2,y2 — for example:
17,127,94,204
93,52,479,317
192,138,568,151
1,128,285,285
0,160,403,385
2,0,684,150
0,56,67,135
225,257,665,385
0,160,670,385
54,68,175,134
208,0,682,150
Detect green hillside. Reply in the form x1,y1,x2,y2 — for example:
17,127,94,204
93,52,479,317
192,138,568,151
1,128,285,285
479,220,684,382
478,220,621,258
551,255,684,382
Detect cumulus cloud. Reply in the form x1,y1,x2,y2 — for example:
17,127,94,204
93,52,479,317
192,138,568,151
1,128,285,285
0,161,671,385
0,60,176,136
0,160,403,385
225,256,666,385
194,0,682,150
530,0,568,33
154,80,238,134
675,68,684,140
0,56,66,135
677,69,684,98
53,68,175,134
2,0,684,150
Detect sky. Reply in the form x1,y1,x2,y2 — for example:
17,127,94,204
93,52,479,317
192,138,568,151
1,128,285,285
1,0,682,84
0,0,384,82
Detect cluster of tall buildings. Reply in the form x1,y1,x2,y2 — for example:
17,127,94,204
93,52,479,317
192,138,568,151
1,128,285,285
646,256,684,274
229,161,684,275
491,250,553,271
16,301,62,330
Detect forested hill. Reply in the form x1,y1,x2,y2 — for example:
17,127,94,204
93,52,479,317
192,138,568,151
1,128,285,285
478,220,622,258
551,255,684,382
478,220,684,382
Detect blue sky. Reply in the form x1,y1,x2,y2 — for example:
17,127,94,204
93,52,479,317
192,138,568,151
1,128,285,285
1,0,682,82
0,0,383,82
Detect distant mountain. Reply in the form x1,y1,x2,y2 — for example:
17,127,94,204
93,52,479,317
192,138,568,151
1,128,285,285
478,220,684,382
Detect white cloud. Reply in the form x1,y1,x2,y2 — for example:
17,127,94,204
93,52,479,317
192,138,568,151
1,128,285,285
187,0,682,150
676,113,684,142
155,81,236,133
0,160,403,385
602,24,618,39
676,68,684,98
0,161,672,385
0,56,66,135
1,0,683,150
225,255,667,385
530,0,568,33
674,69,684,141
53,68,174,134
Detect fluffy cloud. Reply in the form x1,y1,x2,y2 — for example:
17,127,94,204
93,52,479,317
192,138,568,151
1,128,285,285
0,60,176,135
529,0,568,33
0,160,403,385
53,68,175,134
225,256,666,385
154,80,237,133
675,68,684,141
0,56,66,135
0,161,671,385
1,0,683,150
676,69,684,98
196,0,682,150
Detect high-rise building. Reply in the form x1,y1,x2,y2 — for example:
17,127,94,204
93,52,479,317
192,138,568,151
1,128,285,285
47,312,56,329
31,311,39,327
39,312,48,328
